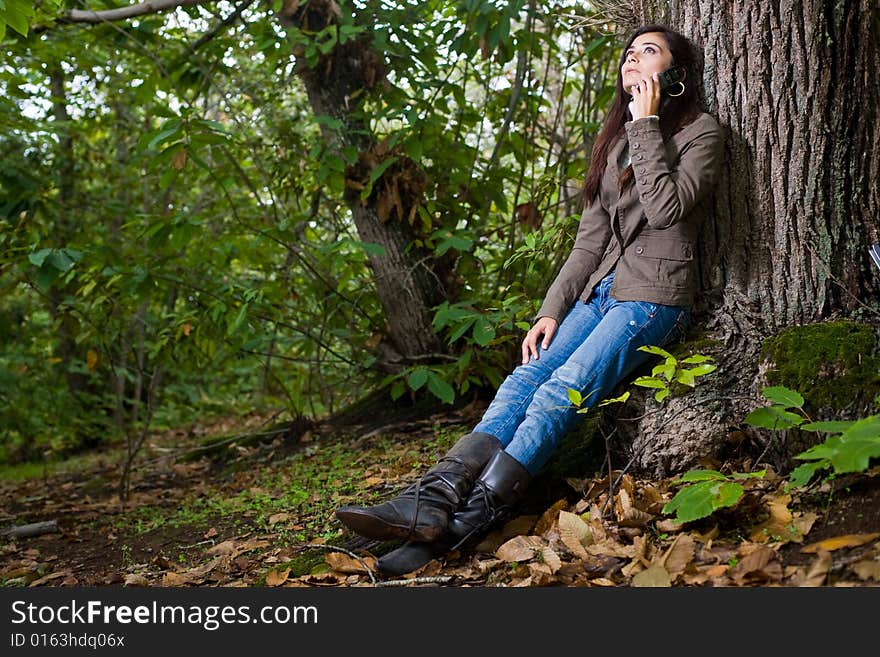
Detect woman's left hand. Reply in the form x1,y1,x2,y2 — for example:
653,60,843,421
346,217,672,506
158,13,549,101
628,72,661,120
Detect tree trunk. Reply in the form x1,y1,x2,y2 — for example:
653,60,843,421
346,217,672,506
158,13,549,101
613,0,880,476
279,1,443,366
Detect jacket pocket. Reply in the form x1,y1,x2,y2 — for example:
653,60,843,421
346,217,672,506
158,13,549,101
630,237,694,286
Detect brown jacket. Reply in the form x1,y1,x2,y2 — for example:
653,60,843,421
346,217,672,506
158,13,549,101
536,111,725,322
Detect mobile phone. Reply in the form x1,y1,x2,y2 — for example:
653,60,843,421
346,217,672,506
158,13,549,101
657,65,685,91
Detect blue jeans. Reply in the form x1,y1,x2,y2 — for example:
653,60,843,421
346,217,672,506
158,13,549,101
473,268,690,475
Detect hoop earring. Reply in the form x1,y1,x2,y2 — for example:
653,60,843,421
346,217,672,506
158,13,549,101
666,81,685,97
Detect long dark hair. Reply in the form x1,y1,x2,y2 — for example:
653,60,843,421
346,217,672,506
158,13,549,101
583,25,703,205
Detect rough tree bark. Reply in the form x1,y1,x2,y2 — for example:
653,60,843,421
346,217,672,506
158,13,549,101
608,0,880,476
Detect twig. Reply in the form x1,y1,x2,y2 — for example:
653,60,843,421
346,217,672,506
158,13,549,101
300,544,377,585
373,576,453,587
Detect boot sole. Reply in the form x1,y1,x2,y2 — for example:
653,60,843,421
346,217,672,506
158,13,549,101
335,508,442,543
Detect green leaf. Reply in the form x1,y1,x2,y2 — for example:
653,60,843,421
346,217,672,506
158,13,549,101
407,368,428,392
675,369,696,387
633,376,666,389
743,406,803,430
687,363,717,377
426,372,454,404
28,248,51,267
672,469,727,484
828,415,880,473
598,391,630,407
800,420,855,433
567,388,583,407
637,345,674,359
662,480,744,523
654,388,669,402
680,354,712,364
786,460,829,489
472,317,495,346
762,386,804,409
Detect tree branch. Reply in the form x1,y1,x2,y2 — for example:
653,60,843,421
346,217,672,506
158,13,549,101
64,0,212,25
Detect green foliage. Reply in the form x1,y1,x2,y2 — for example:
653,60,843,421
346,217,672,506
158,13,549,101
662,469,766,524
742,385,880,490
1,1,622,463
632,346,717,403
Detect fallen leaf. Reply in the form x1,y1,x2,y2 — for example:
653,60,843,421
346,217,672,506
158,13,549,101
29,570,72,587
750,494,802,543
124,574,150,587
268,513,290,525
731,544,782,584
801,532,880,554
206,540,236,556
162,572,191,586
631,564,671,587
326,551,375,574
539,547,562,574
496,536,543,563
793,511,818,537
266,568,290,586
852,559,880,581
557,510,592,559
797,550,832,587
534,499,568,536
661,534,696,581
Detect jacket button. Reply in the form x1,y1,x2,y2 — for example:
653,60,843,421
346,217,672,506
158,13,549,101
636,154,644,160
635,246,644,254
632,142,640,148
638,167,646,174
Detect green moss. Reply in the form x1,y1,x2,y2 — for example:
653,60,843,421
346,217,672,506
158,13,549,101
761,320,880,411
669,329,722,359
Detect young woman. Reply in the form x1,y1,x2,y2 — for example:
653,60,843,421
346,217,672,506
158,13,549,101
336,24,726,576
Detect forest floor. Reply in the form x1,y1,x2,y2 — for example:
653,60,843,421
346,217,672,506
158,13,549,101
1,400,879,588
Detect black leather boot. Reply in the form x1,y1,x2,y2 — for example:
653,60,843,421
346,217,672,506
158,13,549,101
376,450,532,576
445,449,532,551
335,432,502,542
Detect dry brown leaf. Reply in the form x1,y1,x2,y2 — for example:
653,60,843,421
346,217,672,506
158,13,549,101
534,499,568,536
268,513,290,525
661,534,696,581
852,559,880,581
266,568,291,586
29,570,72,587
618,507,654,528
236,539,271,553
123,574,150,587
539,547,562,574
496,535,543,563
655,518,685,534
631,563,671,587
325,551,375,574
185,555,226,581
801,532,880,554
797,549,832,587
586,540,636,559
162,572,191,586
793,511,818,537
589,577,618,587
557,510,593,559
528,562,555,586
731,544,782,584
749,494,802,543
206,540,236,556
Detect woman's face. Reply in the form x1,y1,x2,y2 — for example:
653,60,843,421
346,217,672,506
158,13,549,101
620,32,674,95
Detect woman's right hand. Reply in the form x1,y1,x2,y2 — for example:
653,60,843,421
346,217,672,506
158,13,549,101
521,317,559,365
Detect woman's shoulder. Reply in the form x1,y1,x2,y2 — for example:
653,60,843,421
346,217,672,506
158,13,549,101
680,110,723,138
